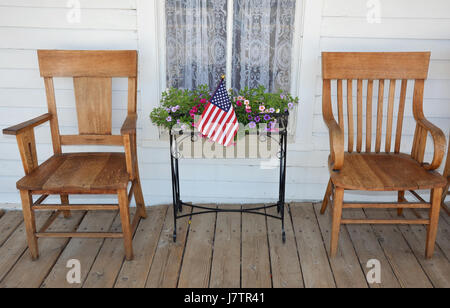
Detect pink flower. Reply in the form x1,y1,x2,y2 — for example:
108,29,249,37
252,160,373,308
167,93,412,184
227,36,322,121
192,107,198,113
246,108,252,113
236,100,243,107
200,98,207,104
259,105,266,112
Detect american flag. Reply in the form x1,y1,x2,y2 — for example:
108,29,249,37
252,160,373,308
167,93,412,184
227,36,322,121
197,78,239,146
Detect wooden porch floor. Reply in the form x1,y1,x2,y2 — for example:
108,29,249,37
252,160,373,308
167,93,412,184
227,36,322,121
0,203,449,288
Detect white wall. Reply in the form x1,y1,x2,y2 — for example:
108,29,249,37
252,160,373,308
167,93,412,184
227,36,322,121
0,0,448,209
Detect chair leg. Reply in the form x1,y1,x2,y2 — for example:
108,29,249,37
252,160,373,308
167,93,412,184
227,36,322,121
330,187,344,258
60,194,71,218
133,178,147,219
20,190,39,260
426,187,442,259
118,189,134,261
397,191,405,216
321,179,333,214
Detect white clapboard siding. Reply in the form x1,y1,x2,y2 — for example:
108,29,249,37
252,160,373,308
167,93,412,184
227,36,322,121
0,0,449,208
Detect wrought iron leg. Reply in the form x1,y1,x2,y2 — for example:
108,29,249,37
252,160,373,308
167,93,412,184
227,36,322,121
170,133,178,242
279,131,287,243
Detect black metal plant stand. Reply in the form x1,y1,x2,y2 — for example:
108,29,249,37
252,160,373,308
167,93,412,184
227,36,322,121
169,112,289,243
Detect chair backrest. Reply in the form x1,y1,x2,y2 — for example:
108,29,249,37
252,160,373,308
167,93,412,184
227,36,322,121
322,52,431,154
37,50,138,154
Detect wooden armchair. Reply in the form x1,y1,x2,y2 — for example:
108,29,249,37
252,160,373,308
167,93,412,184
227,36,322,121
320,52,447,259
2,50,147,261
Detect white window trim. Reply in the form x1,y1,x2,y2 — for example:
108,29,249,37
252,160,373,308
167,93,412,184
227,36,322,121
137,0,316,149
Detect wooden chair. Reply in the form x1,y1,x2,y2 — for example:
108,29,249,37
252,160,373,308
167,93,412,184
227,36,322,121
441,138,450,215
2,50,147,261
320,52,447,259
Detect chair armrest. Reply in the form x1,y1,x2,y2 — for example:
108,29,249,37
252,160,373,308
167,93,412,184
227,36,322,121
3,113,52,136
324,117,345,170
121,114,137,135
417,118,446,170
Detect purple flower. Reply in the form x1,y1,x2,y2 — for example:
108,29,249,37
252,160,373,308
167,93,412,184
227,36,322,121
280,94,285,99
177,119,181,124
171,106,178,113
269,108,275,113
254,116,261,123
165,108,171,113
264,115,271,121
288,102,294,109
248,115,253,120
248,121,257,129
166,116,172,122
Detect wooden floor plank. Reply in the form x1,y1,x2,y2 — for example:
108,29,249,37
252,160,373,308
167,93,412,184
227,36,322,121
82,210,133,288
390,209,450,288
290,203,336,288
114,206,167,288
364,208,433,288
241,205,271,288
41,211,116,288
0,212,85,288
266,205,303,288
314,203,368,288
0,212,52,283
209,205,241,288
0,211,24,247
343,208,401,288
145,206,192,288
178,206,216,288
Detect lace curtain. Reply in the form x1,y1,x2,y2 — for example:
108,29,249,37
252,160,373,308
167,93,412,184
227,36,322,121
165,0,297,93
166,0,228,89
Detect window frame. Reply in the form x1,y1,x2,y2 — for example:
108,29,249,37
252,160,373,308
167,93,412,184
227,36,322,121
138,0,310,146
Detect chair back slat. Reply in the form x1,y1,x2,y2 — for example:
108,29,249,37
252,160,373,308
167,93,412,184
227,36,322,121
394,80,408,153
347,80,354,152
385,79,396,153
44,77,62,154
356,79,363,153
337,80,344,130
366,80,374,152
375,79,385,153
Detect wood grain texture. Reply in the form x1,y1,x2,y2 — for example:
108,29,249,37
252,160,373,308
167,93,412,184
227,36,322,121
290,204,335,288
16,153,130,192
329,153,447,191
74,77,112,135
2,113,51,136
322,52,431,80
241,205,271,288
38,50,137,77
209,205,241,288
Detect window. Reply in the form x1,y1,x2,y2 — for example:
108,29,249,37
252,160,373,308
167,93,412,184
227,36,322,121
164,0,298,93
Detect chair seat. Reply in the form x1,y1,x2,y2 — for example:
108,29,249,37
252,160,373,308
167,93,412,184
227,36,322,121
17,153,130,193
330,153,447,191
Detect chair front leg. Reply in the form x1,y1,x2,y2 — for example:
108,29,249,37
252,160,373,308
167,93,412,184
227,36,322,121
321,179,333,214
330,187,344,258
426,187,442,259
118,189,134,261
20,190,39,260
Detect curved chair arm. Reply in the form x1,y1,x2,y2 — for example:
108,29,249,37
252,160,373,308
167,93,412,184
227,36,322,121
324,117,345,170
323,79,345,170
417,118,446,171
